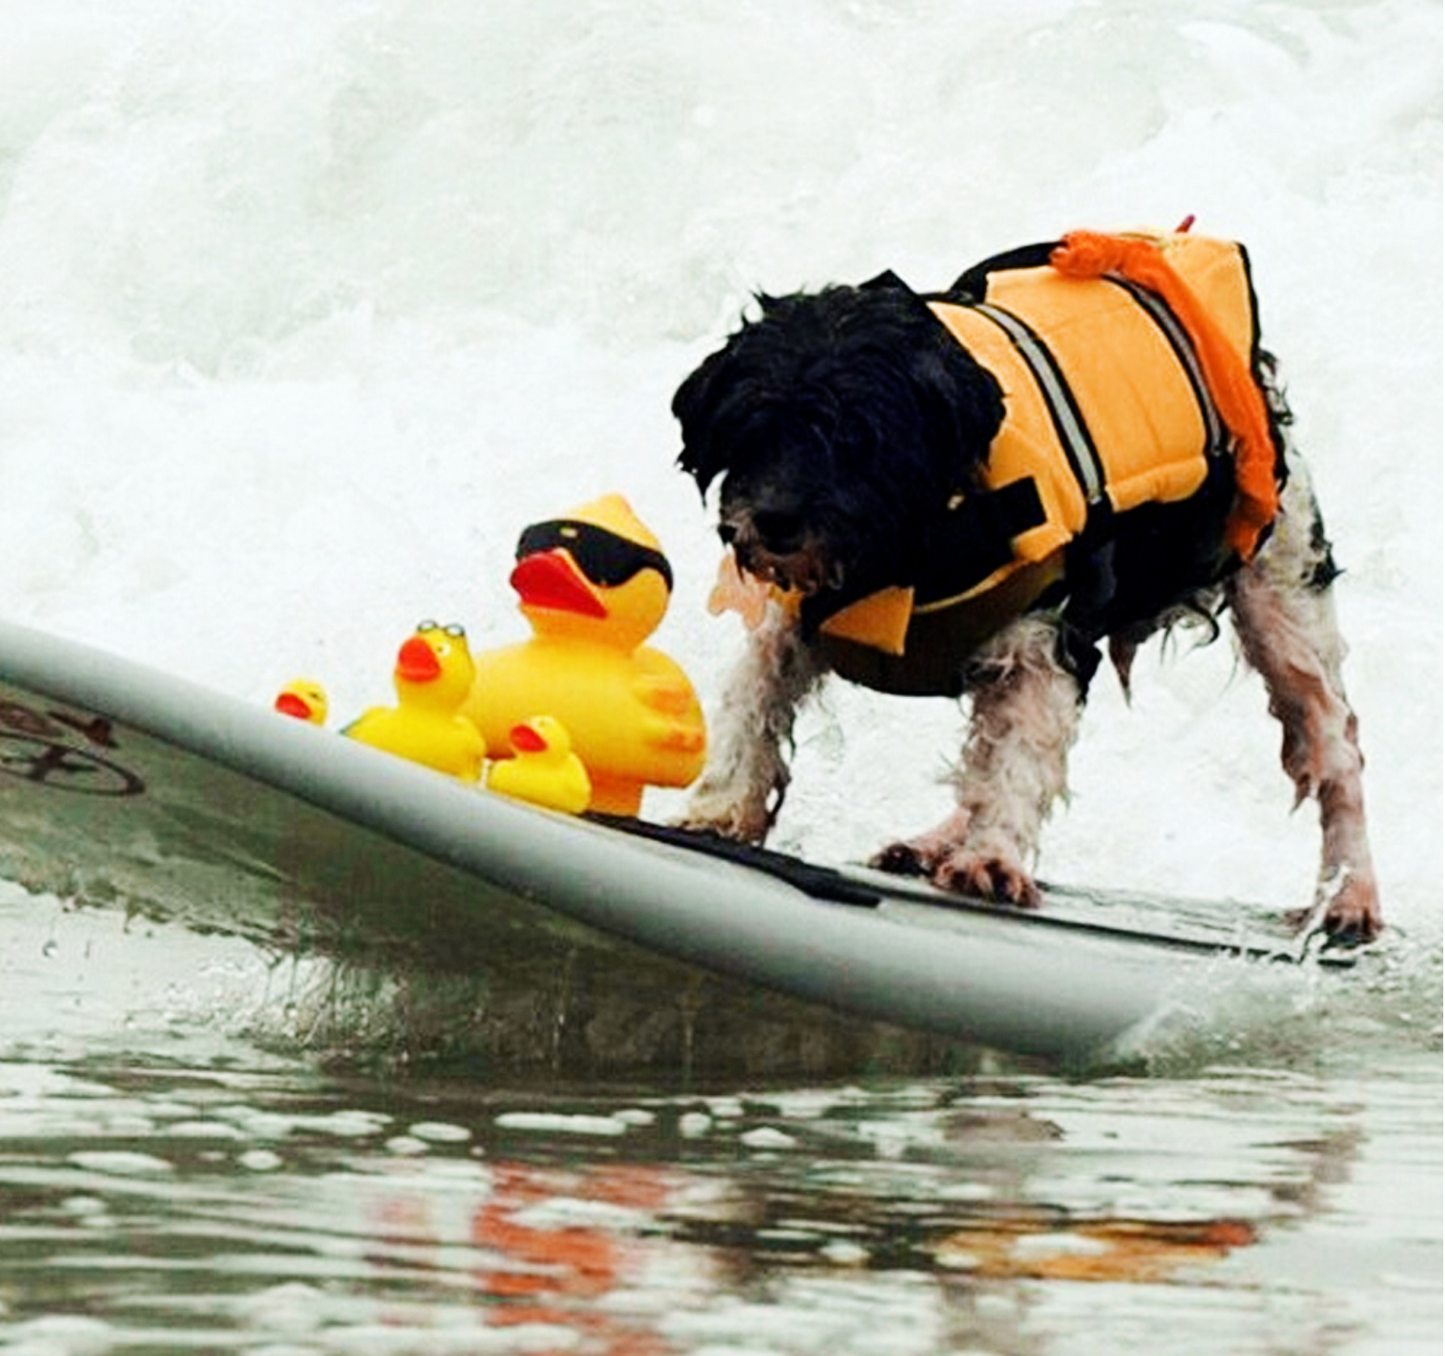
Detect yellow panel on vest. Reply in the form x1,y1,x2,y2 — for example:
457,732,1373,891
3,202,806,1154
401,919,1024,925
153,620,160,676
985,268,1209,513
818,585,915,656
928,302,1085,565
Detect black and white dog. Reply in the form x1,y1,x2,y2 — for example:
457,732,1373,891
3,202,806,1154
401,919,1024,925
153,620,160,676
671,229,1380,943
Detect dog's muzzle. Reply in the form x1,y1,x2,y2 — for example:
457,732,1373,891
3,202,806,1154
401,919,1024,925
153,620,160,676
719,513,840,597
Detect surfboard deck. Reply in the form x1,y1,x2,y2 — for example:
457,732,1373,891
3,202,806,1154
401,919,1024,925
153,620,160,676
0,617,1351,1069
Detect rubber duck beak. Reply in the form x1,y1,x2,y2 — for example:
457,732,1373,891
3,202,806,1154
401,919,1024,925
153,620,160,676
274,692,314,720
509,721,549,754
396,635,443,683
510,550,607,618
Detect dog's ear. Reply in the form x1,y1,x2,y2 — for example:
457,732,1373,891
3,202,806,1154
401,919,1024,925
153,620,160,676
674,296,791,496
907,337,1005,486
852,273,1005,484
672,346,731,494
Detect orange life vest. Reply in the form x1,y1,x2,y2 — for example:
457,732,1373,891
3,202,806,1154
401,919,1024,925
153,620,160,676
815,229,1276,691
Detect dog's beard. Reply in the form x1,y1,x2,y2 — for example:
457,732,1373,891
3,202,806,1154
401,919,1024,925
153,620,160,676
729,528,841,597
717,487,910,603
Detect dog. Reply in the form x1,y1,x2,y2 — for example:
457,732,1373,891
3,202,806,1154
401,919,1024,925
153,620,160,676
671,227,1381,944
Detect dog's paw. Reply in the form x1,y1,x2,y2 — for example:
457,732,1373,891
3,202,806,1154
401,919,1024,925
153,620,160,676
871,809,975,878
675,795,773,846
931,846,1041,909
1288,872,1383,947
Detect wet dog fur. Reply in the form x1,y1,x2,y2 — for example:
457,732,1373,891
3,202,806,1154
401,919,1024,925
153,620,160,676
672,272,1381,943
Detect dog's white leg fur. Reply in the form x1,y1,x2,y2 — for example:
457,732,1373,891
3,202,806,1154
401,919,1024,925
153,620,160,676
875,615,1081,905
1226,456,1381,939
681,601,827,843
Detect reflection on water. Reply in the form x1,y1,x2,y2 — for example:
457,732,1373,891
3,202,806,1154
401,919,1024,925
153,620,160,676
0,1050,1438,1355
0,892,1439,1355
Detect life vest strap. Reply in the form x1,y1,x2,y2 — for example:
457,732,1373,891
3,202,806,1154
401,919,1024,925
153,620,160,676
912,475,1047,606
800,475,1048,643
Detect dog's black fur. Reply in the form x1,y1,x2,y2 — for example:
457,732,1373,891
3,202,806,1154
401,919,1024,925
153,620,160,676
674,276,1260,691
676,286,1002,614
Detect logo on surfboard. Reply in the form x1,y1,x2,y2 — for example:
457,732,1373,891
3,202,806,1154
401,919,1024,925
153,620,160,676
0,699,145,796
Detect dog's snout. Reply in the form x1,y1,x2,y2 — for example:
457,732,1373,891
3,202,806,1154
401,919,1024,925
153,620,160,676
718,517,771,582
751,510,805,553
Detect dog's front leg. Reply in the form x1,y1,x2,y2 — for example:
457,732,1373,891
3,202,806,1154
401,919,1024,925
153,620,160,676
680,604,826,844
876,616,1081,905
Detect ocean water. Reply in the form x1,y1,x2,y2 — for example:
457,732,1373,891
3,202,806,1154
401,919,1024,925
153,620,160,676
0,1,1439,1352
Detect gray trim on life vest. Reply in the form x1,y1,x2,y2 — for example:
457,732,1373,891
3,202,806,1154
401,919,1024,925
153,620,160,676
971,301,1108,506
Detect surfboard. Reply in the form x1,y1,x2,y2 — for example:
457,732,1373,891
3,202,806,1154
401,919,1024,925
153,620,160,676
0,617,1351,1070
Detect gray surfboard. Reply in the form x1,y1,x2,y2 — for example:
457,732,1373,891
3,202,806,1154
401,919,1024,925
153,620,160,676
0,617,1349,1071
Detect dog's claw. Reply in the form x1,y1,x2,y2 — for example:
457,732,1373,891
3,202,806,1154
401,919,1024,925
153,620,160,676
872,818,1039,906
870,842,933,877
1323,881,1383,945
1287,874,1384,948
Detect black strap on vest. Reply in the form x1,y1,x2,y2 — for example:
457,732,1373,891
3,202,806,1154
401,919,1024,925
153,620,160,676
796,477,1047,638
912,477,1047,605
949,242,1060,300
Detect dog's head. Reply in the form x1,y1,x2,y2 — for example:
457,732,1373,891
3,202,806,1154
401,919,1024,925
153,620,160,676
673,283,1003,602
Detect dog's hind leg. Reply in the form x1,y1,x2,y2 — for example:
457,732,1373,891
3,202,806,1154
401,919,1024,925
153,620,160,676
680,605,826,844
1226,462,1382,942
875,615,1082,906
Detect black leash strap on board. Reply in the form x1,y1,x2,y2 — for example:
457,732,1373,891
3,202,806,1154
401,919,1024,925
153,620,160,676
585,816,1360,966
586,814,883,908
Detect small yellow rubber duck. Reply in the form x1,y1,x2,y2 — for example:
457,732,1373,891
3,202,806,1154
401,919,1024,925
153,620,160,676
274,678,329,725
464,494,706,816
344,622,487,783
486,716,592,815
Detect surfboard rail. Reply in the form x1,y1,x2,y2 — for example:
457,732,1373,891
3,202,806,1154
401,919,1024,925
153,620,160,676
0,617,1349,1068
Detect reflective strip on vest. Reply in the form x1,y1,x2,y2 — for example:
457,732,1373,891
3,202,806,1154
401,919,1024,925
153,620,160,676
928,231,1257,574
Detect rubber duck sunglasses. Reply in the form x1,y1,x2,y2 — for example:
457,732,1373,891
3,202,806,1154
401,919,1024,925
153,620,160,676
516,519,674,592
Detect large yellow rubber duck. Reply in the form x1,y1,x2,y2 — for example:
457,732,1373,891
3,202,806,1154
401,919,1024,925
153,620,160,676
486,716,592,815
345,622,487,784
465,494,706,816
